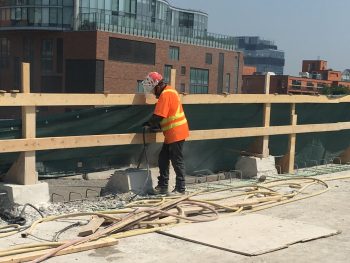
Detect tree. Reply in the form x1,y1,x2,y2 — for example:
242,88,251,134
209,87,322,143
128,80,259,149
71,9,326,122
320,85,350,95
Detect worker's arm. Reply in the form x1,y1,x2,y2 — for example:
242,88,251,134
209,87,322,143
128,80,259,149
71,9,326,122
143,114,163,131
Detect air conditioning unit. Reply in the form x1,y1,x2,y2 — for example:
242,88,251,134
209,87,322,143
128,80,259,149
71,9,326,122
299,72,310,78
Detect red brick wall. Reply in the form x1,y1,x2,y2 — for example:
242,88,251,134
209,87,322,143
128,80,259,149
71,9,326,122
242,75,289,94
96,31,243,94
0,30,243,94
302,60,328,72
326,71,341,81
242,75,265,94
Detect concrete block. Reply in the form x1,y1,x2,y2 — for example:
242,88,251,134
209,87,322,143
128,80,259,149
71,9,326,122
104,167,176,195
196,177,207,184
218,173,226,180
235,156,278,179
0,182,50,205
206,174,219,182
185,176,196,185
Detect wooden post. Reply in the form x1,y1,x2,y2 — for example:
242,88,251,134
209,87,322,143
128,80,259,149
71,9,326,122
262,73,272,157
170,68,176,88
287,103,297,173
5,63,37,185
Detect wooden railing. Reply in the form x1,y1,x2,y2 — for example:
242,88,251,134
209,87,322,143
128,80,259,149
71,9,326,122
1,64,350,185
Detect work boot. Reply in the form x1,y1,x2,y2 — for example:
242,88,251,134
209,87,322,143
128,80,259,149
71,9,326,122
150,185,168,195
167,188,186,197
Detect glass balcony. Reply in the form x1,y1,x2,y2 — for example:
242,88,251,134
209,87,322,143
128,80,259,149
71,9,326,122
0,5,73,30
78,13,237,51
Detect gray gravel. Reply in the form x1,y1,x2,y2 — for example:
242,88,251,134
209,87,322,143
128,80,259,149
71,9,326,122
0,192,135,227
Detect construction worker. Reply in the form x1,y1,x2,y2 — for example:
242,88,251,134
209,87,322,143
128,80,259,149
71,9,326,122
142,72,189,195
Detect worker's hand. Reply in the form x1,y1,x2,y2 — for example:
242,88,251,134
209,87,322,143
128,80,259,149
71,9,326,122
142,122,161,133
142,121,150,128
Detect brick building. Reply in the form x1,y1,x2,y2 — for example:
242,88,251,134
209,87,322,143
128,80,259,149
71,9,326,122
242,60,350,94
0,1,243,95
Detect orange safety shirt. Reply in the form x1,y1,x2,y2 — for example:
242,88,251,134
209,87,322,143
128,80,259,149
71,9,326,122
154,86,189,144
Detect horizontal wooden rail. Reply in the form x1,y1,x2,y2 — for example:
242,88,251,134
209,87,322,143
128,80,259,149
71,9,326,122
2,64,350,185
0,122,349,153
0,93,349,106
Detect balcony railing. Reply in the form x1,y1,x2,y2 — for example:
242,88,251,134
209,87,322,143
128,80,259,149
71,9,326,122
78,13,237,51
288,84,319,94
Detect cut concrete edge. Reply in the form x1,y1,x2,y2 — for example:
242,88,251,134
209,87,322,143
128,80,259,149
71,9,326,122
83,170,117,180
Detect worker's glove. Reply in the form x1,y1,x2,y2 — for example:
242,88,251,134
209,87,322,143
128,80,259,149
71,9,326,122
142,122,160,133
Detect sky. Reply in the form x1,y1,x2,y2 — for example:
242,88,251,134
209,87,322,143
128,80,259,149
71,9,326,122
170,0,350,75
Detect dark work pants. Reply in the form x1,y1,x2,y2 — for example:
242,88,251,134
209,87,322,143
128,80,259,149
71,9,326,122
158,140,186,191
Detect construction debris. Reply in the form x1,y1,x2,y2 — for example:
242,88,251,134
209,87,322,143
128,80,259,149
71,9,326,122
0,172,349,262
0,175,340,262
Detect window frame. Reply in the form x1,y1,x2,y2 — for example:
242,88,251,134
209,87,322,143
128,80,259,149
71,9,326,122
41,38,54,72
181,66,186,75
164,64,173,84
205,52,212,65
0,37,10,69
169,46,179,61
190,67,209,94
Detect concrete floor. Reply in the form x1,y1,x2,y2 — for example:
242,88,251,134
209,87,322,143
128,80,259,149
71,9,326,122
49,175,350,263
1,174,349,263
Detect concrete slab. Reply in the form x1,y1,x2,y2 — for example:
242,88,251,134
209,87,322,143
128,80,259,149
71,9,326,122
103,167,176,194
0,182,50,205
159,214,339,256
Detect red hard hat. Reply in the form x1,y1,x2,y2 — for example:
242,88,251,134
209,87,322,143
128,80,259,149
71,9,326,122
142,72,163,93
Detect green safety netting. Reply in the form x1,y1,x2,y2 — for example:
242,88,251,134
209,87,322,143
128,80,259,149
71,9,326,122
0,102,349,178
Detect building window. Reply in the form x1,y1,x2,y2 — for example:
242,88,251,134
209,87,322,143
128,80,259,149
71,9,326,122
225,73,230,93
41,39,53,72
136,80,144,93
0,38,10,69
317,83,327,89
179,12,194,28
180,83,186,93
56,38,63,73
205,53,212,64
13,57,20,89
164,65,172,84
190,68,209,94
169,46,179,61
23,37,33,63
291,80,301,89
181,66,186,75
306,81,314,90
109,37,156,65
65,59,104,93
